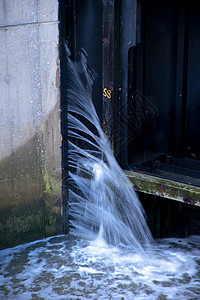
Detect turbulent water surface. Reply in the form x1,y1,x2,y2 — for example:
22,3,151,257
0,234,200,299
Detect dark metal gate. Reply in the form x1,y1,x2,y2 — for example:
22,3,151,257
60,0,200,237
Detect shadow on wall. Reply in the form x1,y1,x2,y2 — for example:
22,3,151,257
0,102,62,249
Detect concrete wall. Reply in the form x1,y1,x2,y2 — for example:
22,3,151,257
0,0,63,249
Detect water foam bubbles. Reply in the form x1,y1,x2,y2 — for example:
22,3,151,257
0,235,200,299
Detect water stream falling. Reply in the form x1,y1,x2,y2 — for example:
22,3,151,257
0,48,200,299
67,47,153,251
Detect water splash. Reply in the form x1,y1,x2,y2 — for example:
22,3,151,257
1,235,200,299
66,46,153,251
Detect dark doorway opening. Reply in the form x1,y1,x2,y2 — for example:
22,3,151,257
127,0,200,187
59,0,200,237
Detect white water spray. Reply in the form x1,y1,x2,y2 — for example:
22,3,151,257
67,46,153,251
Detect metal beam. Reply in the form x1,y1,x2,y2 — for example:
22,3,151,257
125,170,200,206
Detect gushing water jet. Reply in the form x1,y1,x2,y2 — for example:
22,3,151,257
66,45,153,251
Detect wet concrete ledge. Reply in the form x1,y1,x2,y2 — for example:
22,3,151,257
126,170,200,206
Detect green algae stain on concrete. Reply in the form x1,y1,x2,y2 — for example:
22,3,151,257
40,100,63,240
43,173,55,193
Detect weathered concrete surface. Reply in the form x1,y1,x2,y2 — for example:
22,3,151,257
0,0,63,249
0,0,58,26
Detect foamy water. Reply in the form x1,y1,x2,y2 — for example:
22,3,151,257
0,234,200,299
